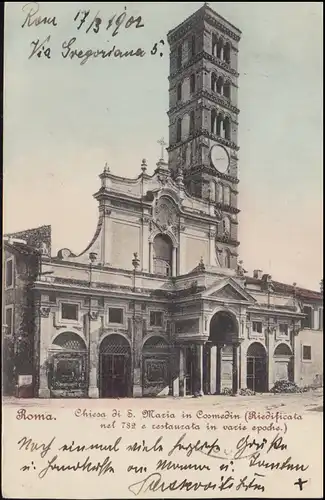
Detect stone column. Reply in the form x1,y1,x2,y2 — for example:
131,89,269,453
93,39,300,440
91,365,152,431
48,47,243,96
38,308,52,398
210,345,217,394
101,210,112,265
232,343,240,394
240,340,248,389
203,344,211,394
179,346,186,397
142,223,150,273
195,343,204,396
172,346,180,397
215,345,222,394
149,242,154,273
133,315,143,397
179,225,187,275
294,331,301,386
208,229,217,266
172,247,177,276
88,313,101,398
267,328,275,390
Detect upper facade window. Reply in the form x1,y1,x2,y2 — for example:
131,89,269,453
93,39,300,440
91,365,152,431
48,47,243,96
302,345,312,361
5,306,13,335
150,311,163,327
5,258,14,288
279,323,289,335
61,303,79,321
252,321,263,333
153,234,173,277
109,308,124,324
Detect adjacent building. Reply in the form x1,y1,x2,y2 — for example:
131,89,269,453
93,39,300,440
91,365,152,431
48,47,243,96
2,4,323,398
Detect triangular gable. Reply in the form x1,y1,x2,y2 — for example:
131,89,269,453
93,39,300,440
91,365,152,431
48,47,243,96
203,278,256,303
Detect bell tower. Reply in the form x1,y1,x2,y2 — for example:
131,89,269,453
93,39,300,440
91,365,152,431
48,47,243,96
167,4,241,204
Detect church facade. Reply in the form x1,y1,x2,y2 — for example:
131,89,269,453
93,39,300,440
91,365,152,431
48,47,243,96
3,4,323,398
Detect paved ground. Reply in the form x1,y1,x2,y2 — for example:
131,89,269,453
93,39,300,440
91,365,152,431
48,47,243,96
2,388,323,414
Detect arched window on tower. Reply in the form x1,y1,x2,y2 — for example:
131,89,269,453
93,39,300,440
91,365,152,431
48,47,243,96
224,42,231,64
211,109,217,135
216,37,223,59
176,118,182,142
212,33,218,57
216,76,223,94
216,113,223,136
224,116,231,141
190,73,196,94
211,72,217,93
177,82,182,102
223,81,231,99
189,110,195,135
177,45,182,69
153,234,173,277
191,35,196,57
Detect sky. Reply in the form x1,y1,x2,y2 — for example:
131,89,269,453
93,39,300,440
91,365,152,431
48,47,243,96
3,2,323,290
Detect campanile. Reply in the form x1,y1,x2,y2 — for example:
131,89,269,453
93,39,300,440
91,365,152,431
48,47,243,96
167,3,241,235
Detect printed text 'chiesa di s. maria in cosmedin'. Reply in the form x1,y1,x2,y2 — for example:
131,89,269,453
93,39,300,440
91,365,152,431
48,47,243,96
3,4,323,398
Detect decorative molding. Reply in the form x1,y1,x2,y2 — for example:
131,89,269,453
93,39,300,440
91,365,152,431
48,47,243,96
167,127,239,154
89,311,99,321
215,202,240,214
40,306,50,318
215,234,240,247
169,51,239,81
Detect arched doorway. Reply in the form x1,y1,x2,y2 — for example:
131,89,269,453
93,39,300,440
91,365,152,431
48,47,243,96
274,343,294,383
48,332,87,398
142,336,170,396
208,311,239,394
246,342,267,393
99,334,131,398
153,234,173,276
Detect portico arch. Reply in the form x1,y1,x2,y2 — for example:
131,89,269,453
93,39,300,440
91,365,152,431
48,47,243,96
246,342,267,393
274,343,294,383
48,331,87,398
99,334,131,398
207,310,240,395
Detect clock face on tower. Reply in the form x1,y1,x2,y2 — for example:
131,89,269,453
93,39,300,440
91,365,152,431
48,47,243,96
210,145,230,174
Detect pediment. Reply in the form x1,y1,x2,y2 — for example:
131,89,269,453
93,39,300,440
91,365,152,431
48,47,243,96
203,278,256,303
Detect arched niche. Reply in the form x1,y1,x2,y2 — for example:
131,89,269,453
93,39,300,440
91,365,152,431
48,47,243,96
274,343,294,383
142,336,170,397
48,331,87,398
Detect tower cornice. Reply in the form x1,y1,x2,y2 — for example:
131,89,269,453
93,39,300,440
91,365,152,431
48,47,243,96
169,51,239,80
167,5,241,45
168,89,240,117
167,127,239,153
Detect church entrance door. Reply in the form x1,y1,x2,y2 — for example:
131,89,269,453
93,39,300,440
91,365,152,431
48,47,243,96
99,335,131,398
246,342,267,393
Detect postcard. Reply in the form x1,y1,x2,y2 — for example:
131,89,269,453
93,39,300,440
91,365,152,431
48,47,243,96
2,2,323,498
